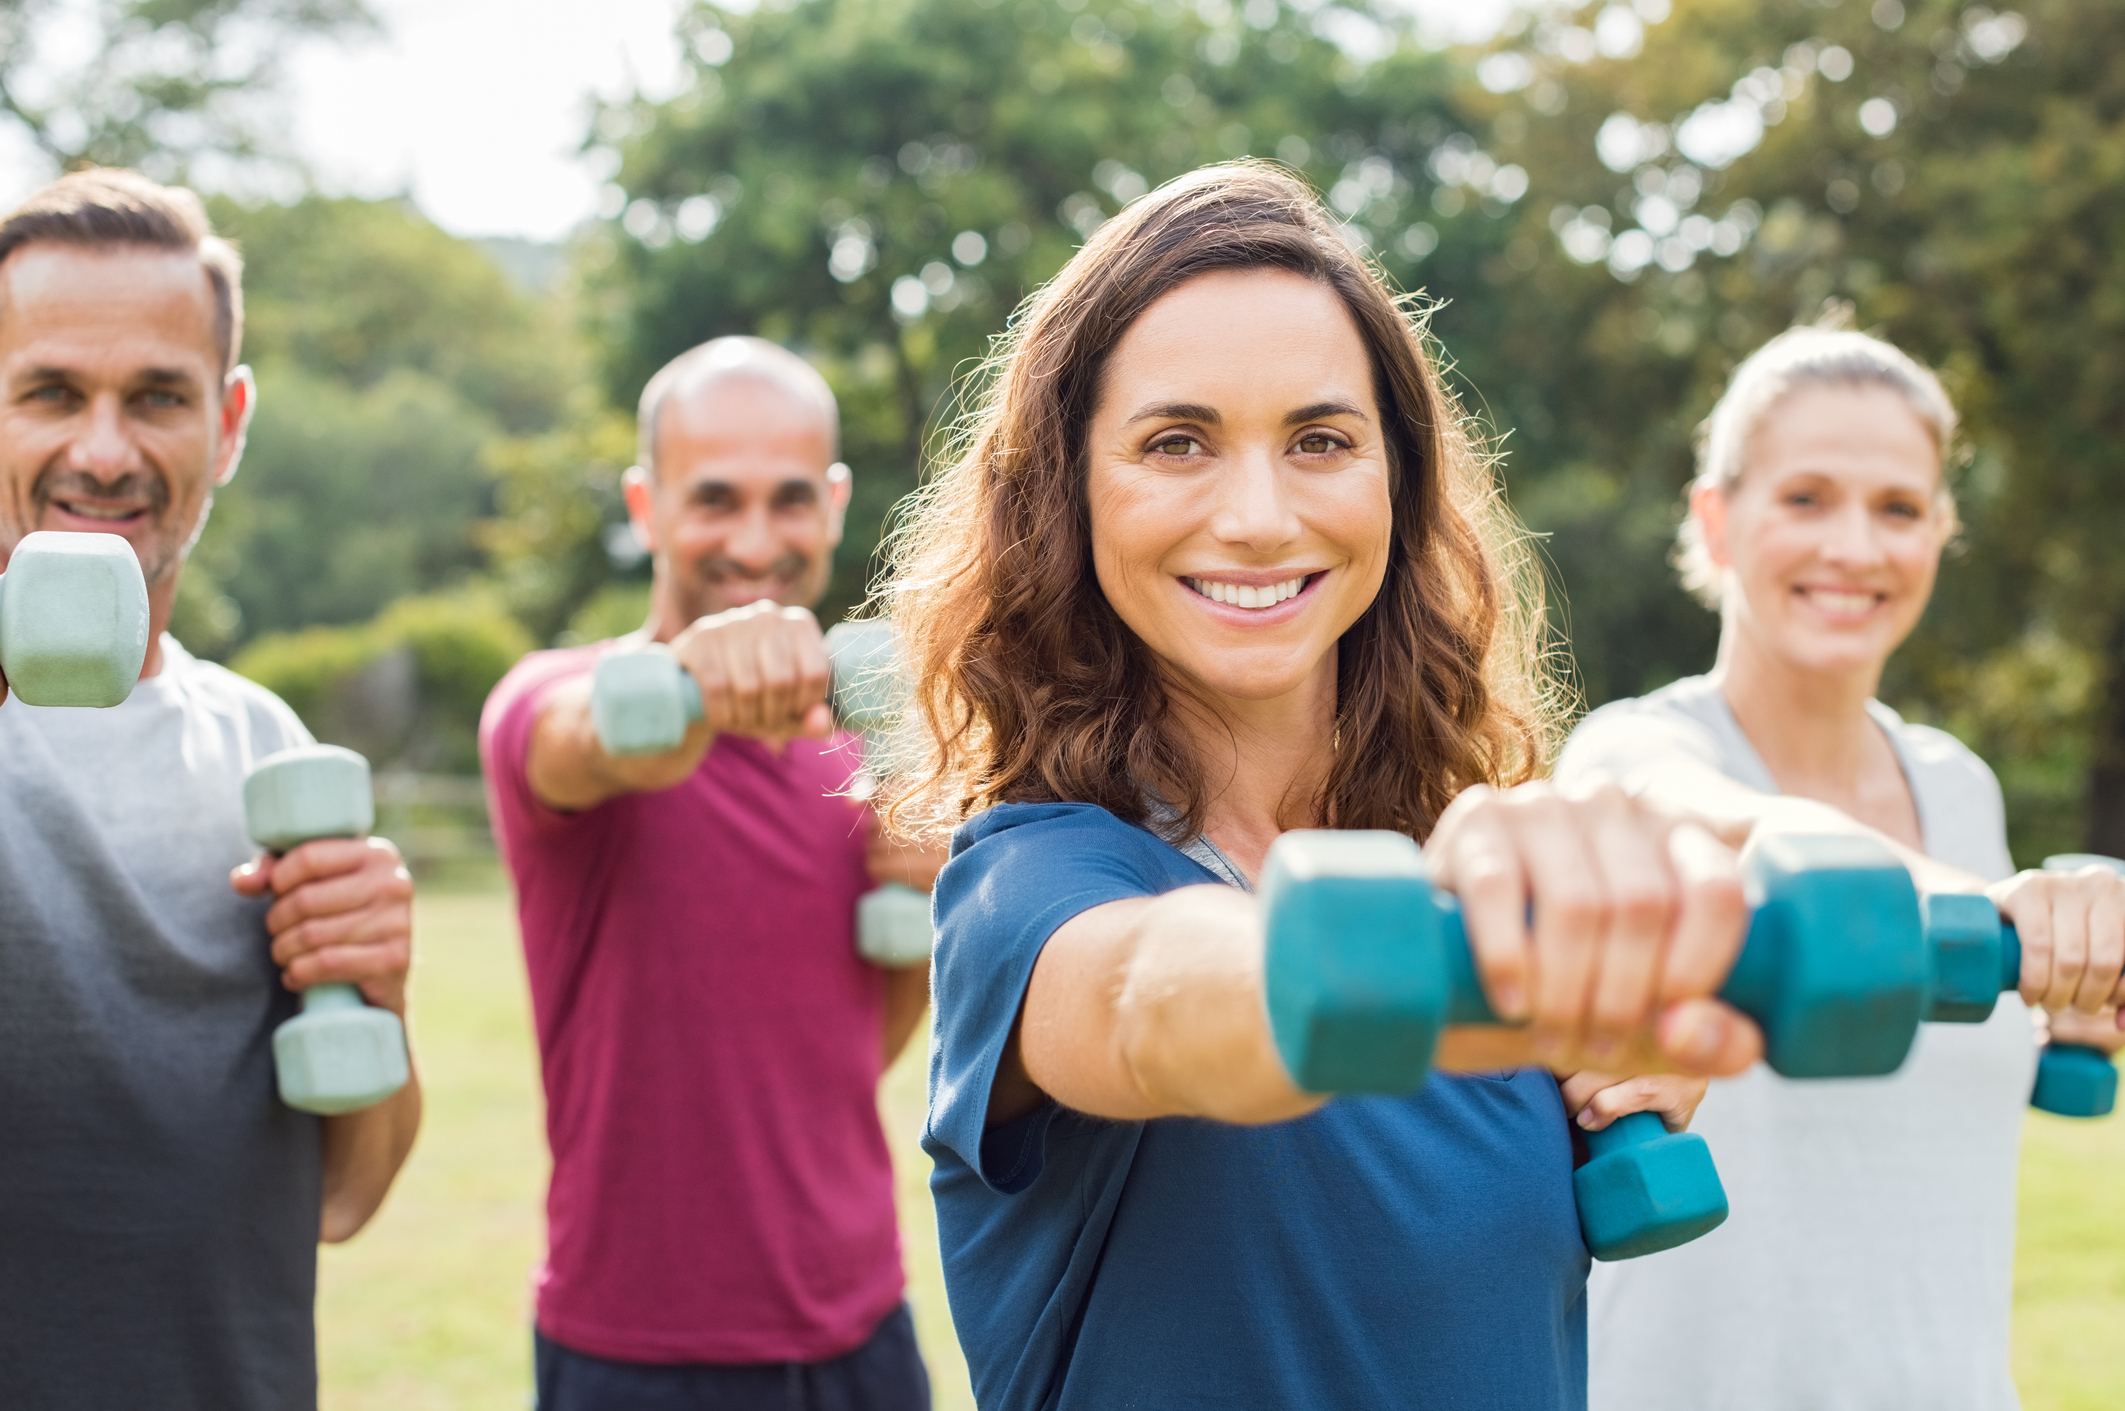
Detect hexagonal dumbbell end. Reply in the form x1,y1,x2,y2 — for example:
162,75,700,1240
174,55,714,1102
1720,833,1929,1078
857,882,934,967
2031,1044,2119,1118
591,645,703,757
0,530,150,707
825,620,903,736
1261,830,1460,1095
243,744,410,1115
1574,1110,1730,1261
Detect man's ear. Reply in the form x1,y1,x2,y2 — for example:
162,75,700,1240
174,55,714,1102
622,465,657,555
825,462,852,548
214,366,257,487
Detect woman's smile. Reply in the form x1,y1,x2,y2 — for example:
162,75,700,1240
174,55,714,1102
1180,570,1324,615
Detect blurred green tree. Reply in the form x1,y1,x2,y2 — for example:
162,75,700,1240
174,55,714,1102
580,0,1537,621
0,0,374,179
174,195,582,652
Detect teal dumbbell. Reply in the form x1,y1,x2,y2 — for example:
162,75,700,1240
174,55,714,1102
243,744,412,1115
1919,858,2121,1117
0,530,150,706
1260,830,1739,1261
589,623,934,966
1264,829,1932,1094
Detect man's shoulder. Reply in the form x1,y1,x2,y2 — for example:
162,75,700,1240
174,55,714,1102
480,642,605,749
491,642,606,707
166,639,313,749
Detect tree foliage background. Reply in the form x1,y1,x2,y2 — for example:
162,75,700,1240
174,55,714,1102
13,0,2122,860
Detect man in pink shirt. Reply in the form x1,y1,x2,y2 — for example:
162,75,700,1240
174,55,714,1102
480,336,937,1409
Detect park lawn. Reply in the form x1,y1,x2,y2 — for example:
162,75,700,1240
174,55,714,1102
320,887,2123,1410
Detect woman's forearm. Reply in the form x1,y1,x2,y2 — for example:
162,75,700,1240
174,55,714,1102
1013,888,1324,1126
1110,887,1327,1125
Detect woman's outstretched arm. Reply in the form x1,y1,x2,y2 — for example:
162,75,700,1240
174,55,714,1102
987,784,1766,1127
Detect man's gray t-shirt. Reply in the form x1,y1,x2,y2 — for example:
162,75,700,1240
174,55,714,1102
1559,674,2034,1411
0,635,321,1409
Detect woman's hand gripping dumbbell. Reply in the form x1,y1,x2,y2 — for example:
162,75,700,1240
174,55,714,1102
1921,854,2125,1117
591,615,933,965
0,530,150,707
236,744,413,1114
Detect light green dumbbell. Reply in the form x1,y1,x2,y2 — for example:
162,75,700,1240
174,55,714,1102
826,621,934,968
243,744,411,1115
0,530,150,706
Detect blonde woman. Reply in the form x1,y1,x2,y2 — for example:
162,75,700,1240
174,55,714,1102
1559,323,2125,1410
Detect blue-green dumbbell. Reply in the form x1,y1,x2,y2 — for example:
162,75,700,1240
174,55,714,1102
1264,829,1932,1094
0,530,150,706
589,624,934,966
244,744,412,1115
1923,853,2122,1118
1260,831,1741,1261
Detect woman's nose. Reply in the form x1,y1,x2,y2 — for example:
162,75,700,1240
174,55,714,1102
1818,501,1888,566
1210,446,1301,551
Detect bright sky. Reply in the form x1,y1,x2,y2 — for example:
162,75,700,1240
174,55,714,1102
1,0,1517,242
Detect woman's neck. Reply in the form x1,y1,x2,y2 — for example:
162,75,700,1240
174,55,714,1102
1709,619,1921,847
1171,669,1338,886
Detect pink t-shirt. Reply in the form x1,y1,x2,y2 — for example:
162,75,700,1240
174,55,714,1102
480,643,905,1365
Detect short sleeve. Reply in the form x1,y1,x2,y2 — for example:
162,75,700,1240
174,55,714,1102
477,646,601,849
927,804,1195,1193
1555,697,1730,791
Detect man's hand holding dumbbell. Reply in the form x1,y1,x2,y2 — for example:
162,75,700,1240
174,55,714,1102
230,820,421,1243
231,834,416,1019
530,601,833,810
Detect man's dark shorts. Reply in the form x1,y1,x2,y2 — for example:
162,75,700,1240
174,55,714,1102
535,1304,931,1411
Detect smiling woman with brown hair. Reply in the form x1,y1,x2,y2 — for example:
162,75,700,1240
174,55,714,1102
887,163,1767,1410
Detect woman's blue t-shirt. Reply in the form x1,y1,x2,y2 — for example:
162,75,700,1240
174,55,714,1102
925,802,1590,1411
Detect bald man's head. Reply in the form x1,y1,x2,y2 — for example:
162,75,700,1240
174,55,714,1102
623,337,853,626
637,336,840,479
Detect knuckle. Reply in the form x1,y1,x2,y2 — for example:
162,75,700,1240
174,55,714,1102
1549,887,1608,933
1612,883,1669,934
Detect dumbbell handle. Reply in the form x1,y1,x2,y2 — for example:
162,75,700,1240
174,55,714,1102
1422,895,1830,1044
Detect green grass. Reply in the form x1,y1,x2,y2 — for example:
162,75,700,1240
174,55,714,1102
322,888,2124,1410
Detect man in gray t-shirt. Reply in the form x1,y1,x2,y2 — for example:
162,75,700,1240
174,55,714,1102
0,172,422,1409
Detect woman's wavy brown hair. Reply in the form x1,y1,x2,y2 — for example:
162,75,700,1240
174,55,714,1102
883,161,1558,843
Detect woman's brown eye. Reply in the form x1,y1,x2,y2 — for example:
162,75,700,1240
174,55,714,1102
1298,434,1336,454
1155,437,1198,456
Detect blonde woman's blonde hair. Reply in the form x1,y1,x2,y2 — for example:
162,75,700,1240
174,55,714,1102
1675,318,1959,608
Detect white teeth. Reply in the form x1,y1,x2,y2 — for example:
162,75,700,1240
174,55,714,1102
60,503,137,521
1807,588,1877,613
1186,575,1308,610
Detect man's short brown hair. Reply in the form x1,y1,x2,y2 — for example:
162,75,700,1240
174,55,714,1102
0,169,245,375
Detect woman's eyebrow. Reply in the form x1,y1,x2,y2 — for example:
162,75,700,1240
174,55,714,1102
1286,399,1368,424
1125,401,1221,427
